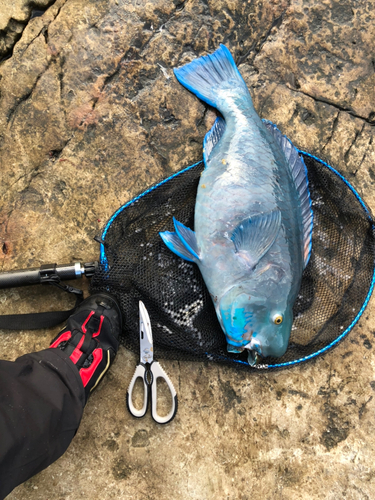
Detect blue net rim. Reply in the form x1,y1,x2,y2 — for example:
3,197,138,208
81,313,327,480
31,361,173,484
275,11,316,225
99,152,375,369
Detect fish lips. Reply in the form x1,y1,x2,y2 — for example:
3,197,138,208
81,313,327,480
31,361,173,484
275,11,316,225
227,337,265,366
244,340,264,366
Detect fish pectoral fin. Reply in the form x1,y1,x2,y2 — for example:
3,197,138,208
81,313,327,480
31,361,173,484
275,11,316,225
252,262,272,278
231,210,281,268
159,218,200,262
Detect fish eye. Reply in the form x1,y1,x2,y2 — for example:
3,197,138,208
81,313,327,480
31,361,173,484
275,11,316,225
273,314,283,325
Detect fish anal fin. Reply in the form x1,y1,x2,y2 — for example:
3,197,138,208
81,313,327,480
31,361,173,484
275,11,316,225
231,210,281,269
203,116,226,167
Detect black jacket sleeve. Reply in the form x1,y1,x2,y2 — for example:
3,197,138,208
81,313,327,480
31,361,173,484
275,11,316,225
0,349,85,499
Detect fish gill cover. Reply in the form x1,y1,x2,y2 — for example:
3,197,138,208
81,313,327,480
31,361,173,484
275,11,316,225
91,153,375,370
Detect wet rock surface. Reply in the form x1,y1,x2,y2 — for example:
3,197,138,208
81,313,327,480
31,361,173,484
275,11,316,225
0,0,375,498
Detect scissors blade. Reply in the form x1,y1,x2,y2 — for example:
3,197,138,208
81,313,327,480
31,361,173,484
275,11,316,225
139,301,154,364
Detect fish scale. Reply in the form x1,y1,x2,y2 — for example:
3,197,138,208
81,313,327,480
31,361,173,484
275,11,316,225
160,45,313,365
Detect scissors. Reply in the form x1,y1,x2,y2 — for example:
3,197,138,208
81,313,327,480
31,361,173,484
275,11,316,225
126,301,178,424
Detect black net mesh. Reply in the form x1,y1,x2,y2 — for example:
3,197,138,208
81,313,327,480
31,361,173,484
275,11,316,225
90,153,375,369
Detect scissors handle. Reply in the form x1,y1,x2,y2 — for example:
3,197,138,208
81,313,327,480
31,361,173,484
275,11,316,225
126,361,178,424
126,363,148,418
150,361,178,425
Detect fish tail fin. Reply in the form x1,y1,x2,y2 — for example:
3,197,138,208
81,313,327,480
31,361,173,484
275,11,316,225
174,45,248,109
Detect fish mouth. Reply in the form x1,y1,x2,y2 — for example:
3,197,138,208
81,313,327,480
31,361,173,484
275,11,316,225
246,350,263,366
244,340,263,366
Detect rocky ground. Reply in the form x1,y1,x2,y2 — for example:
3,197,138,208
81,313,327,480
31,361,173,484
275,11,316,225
1,0,375,498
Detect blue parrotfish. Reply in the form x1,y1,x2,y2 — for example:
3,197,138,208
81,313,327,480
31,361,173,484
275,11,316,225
159,45,313,365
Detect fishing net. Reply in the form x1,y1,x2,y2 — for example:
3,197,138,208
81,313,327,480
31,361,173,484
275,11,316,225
90,152,375,369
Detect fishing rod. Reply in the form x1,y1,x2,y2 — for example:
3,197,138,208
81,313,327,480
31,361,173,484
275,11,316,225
0,261,99,330
0,262,98,288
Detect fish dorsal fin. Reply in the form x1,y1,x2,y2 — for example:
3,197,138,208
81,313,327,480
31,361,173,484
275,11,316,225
231,210,281,269
203,116,226,167
263,119,313,267
159,218,200,262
